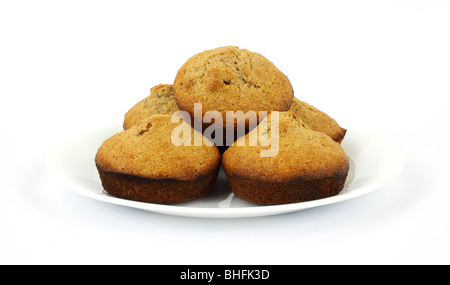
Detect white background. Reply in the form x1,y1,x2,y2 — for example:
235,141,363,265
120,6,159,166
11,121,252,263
1,0,449,265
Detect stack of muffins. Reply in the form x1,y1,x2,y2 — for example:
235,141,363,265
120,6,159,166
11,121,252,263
95,46,349,205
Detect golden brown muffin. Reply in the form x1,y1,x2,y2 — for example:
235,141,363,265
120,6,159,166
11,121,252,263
222,111,349,205
289,97,346,143
123,84,180,130
96,114,221,204
173,46,294,133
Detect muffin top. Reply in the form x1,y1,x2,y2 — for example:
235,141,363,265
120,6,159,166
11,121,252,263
289,97,346,143
123,84,180,130
222,111,349,182
96,114,220,182
173,46,293,124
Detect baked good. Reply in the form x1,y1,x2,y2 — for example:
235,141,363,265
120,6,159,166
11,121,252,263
173,46,294,144
95,114,221,204
123,84,180,130
289,97,346,143
173,46,293,119
222,111,349,205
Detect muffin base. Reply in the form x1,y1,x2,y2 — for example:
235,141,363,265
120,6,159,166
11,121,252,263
227,174,348,205
96,165,220,204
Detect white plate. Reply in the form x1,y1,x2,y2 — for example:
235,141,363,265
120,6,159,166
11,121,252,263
46,125,404,218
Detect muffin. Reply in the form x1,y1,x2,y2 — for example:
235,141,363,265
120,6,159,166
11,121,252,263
123,84,180,130
96,114,221,204
222,111,349,205
289,97,346,143
173,46,294,144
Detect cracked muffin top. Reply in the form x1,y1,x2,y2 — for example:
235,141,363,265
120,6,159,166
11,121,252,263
173,46,294,126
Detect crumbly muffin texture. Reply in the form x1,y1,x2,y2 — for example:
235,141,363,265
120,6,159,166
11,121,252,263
123,84,180,130
173,46,294,125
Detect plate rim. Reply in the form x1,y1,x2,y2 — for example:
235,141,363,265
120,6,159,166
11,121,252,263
45,125,405,218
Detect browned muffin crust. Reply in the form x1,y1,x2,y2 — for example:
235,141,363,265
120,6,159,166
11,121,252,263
96,114,221,204
222,111,349,205
227,175,347,205
97,167,219,204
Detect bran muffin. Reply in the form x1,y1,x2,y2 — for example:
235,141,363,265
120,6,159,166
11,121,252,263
123,84,180,130
96,114,221,204
289,97,346,143
222,111,349,205
173,46,294,137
